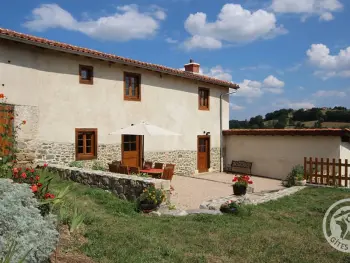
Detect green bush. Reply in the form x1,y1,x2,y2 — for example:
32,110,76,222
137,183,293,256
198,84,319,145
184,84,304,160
284,165,304,187
91,161,105,171
69,161,84,168
0,179,59,262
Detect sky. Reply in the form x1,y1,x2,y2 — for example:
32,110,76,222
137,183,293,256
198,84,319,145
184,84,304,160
0,0,349,120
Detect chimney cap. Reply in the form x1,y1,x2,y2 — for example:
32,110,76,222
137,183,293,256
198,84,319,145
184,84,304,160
190,59,194,63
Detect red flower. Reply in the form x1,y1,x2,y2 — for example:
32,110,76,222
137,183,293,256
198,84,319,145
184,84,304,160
0,93,4,99
43,163,48,168
26,167,29,171
18,167,22,171
248,180,253,184
44,193,55,199
232,177,238,182
35,175,40,181
12,168,18,174
21,172,27,179
30,177,34,182
31,184,38,193
37,183,43,188
30,168,35,173
22,120,26,125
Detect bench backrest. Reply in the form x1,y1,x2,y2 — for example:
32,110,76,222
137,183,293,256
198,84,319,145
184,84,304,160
231,160,252,169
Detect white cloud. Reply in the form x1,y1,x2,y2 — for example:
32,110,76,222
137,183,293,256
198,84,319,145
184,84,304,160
235,79,264,98
298,86,305,90
313,90,347,97
262,75,285,93
183,35,222,50
307,43,350,79
23,4,166,41
286,63,302,72
183,4,287,50
271,0,343,22
202,65,232,81
165,37,178,44
230,103,245,110
234,75,285,97
240,64,271,71
274,99,315,109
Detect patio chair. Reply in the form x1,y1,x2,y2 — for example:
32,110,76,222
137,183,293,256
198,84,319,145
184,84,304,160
119,165,129,175
154,162,164,169
129,166,140,175
143,161,153,169
108,163,119,173
161,167,174,181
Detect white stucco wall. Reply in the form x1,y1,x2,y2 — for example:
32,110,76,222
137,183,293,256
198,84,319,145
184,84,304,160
340,142,350,162
224,135,342,180
0,39,229,152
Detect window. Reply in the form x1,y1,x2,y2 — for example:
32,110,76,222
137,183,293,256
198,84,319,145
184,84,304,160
75,128,97,160
124,72,141,101
123,135,137,151
198,87,209,110
79,65,93,85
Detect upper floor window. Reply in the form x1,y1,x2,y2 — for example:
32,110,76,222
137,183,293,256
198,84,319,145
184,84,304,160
75,128,97,160
124,72,141,101
198,87,210,110
79,65,93,85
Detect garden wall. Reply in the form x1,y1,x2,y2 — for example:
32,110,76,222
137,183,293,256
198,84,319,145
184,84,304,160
46,165,170,201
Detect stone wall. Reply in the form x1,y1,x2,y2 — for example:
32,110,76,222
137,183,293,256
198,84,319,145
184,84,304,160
46,165,170,201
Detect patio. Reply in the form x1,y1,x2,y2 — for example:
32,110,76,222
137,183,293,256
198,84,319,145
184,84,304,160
170,172,285,210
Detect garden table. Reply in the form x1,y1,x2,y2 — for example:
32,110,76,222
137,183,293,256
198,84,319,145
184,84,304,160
140,168,164,179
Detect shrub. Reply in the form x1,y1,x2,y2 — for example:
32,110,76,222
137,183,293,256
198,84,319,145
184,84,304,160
91,161,105,171
139,185,166,205
284,165,304,187
69,161,84,168
0,179,59,263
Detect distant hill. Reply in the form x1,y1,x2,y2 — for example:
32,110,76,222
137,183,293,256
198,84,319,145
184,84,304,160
229,106,350,129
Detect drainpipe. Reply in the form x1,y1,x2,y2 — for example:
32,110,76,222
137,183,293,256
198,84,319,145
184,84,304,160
220,90,237,172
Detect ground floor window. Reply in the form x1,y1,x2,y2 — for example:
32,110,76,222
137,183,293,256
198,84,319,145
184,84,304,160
75,128,97,160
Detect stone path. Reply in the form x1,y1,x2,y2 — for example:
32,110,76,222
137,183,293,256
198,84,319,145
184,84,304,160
200,186,306,211
150,186,306,216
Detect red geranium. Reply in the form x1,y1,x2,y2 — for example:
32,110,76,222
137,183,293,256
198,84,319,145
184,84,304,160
44,193,55,199
43,163,48,168
232,175,253,187
21,172,27,179
31,184,38,193
35,175,40,181
37,183,43,188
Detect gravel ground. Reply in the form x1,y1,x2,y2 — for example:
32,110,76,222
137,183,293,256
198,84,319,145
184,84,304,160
170,173,284,210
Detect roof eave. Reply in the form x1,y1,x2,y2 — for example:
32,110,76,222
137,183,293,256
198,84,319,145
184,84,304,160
0,34,239,89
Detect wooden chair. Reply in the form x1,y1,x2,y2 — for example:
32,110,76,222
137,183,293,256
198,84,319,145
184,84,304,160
154,162,164,169
165,164,175,178
143,161,153,169
129,166,140,175
119,165,129,175
108,163,119,173
161,167,174,181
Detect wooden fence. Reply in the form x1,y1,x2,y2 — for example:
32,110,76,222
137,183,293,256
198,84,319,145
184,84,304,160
304,157,350,187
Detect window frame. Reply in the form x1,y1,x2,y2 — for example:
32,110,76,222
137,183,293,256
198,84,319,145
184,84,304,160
79,65,94,85
198,87,210,111
75,128,98,160
124,72,141,101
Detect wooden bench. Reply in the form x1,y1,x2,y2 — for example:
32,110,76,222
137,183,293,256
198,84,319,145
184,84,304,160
225,160,253,175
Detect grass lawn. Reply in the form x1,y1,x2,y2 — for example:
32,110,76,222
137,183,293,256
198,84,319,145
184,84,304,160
50,173,350,263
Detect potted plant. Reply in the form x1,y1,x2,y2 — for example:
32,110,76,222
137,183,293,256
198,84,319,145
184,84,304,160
295,173,306,186
232,175,253,196
139,185,166,213
220,200,239,214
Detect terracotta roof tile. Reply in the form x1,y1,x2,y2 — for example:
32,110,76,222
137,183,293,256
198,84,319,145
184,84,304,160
223,128,350,137
0,28,239,89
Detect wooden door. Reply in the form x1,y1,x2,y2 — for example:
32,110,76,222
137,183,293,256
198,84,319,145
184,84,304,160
197,136,210,173
122,135,142,167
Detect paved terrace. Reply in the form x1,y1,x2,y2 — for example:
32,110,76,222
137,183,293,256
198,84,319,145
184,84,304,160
171,172,285,210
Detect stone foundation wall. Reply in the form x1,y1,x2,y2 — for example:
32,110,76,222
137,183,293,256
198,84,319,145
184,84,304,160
47,165,170,201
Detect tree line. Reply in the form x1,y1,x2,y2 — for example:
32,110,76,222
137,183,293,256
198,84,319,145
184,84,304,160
229,106,350,129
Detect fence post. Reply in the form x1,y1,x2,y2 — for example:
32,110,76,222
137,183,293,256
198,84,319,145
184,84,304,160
304,157,307,181
326,158,330,185
345,159,348,188
320,158,324,185
332,158,336,186
315,158,319,184
339,159,342,187
309,157,313,184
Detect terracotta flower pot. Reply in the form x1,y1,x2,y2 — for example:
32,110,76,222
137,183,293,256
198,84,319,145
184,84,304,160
233,184,247,196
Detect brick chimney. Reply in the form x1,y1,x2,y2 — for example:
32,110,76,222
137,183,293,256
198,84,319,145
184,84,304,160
184,59,200,73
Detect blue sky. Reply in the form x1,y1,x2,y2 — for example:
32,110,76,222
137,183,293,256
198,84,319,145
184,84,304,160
1,0,349,120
